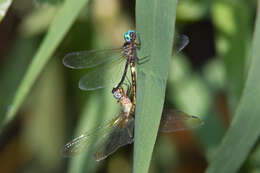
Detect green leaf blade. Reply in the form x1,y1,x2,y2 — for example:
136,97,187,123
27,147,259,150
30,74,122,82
206,2,260,173
2,0,89,127
0,0,12,22
134,0,178,172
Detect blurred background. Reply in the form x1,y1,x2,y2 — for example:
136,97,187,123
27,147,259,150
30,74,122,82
0,0,259,172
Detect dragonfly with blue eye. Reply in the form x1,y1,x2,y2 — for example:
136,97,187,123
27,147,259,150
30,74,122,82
62,85,203,161
62,85,135,161
63,30,139,113
63,30,189,113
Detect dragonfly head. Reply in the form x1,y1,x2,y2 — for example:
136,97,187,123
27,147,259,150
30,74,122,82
124,30,136,43
112,87,124,100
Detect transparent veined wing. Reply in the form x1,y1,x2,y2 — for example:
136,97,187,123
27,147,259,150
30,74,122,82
63,48,123,69
79,58,131,91
62,116,118,157
159,109,203,132
94,115,134,161
63,34,188,70
173,34,189,52
62,113,134,161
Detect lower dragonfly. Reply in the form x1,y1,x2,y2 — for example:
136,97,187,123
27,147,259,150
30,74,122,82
62,86,134,161
62,86,203,161
63,30,189,113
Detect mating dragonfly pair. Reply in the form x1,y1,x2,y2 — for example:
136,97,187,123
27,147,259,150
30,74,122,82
62,30,203,161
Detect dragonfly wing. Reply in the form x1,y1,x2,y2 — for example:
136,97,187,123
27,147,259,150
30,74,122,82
63,48,123,69
94,115,134,161
173,34,189,52
62,119,115,157
159,109,203,133
79,58,131,90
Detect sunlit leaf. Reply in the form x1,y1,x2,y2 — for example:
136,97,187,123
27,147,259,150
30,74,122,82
134,0,178,172
2,0,89,127
206,2,260,173
0,0,12,22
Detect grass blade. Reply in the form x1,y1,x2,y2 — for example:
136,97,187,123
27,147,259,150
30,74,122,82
2,0,88,128
206,2,260,172
0,38,37,127
134,0,178,172
0,0,12,22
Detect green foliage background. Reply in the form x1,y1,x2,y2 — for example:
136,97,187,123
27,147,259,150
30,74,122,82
0,0,259,172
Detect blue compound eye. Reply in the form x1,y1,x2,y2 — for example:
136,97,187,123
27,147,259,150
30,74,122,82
113,90,122,99
124,32,131,42
124,30,135,42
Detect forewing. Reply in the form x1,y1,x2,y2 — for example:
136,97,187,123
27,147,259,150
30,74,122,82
63,48,123,69
173,34,189,52
79,58,131,91
62,119,115,157
94,115,134,161
159,109,203,132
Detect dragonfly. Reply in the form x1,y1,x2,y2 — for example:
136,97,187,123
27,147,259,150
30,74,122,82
112,86,203,133
62,86,134,161
62,86,203,161
63,30,189,113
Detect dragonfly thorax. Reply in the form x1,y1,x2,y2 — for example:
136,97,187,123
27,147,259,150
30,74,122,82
120,97,132,114
122,43,136,58
112,87,132,114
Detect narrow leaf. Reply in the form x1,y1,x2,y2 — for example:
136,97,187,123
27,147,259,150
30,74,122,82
2,0,88,127
0,0,12,22
206,2,260,172
134,0,178,172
